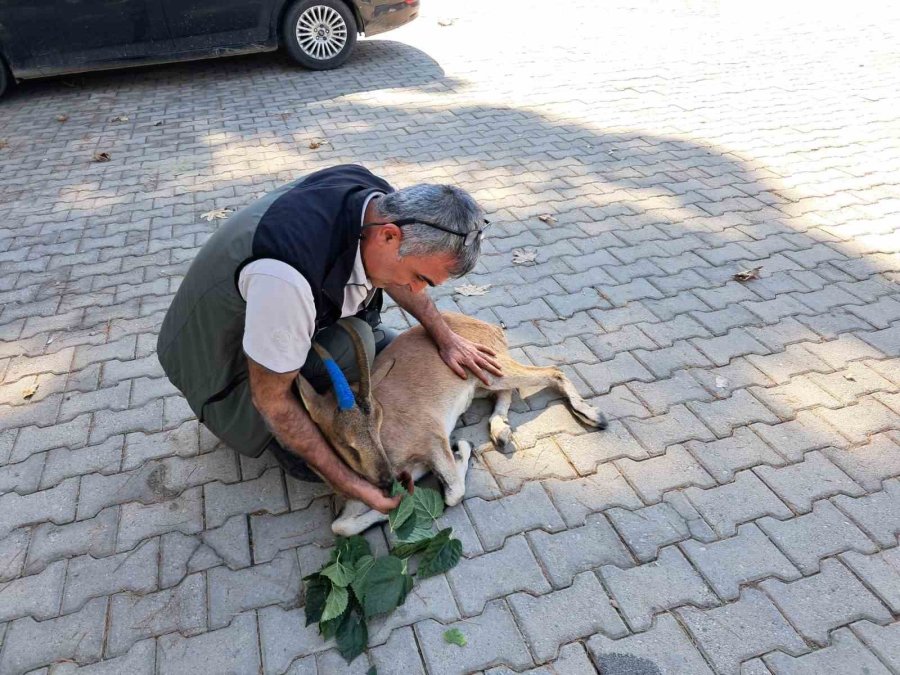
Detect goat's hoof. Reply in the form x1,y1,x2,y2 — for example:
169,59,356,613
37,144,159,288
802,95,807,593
490,424,513,448
444,488,465,507
574,404,607,429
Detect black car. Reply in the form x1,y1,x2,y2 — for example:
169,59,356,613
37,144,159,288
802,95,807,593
0,0,419,98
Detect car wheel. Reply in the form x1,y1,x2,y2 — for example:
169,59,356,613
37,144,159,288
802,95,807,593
283,0,358,70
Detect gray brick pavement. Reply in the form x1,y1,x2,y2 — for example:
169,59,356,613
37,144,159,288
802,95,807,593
1,0,898,671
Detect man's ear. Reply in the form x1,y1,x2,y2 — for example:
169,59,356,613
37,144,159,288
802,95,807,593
371,357,396,390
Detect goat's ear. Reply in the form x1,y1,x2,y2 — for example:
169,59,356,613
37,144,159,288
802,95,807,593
296,374,324,416
370,358,396,390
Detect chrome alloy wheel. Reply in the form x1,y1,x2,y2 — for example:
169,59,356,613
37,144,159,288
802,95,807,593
295,5,348,61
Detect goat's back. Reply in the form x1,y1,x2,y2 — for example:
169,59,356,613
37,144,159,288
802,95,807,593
372,313,507,467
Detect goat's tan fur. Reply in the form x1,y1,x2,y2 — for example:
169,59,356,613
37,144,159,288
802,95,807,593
301,313,606,536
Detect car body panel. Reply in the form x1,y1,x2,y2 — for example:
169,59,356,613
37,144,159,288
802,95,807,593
0,0,418,82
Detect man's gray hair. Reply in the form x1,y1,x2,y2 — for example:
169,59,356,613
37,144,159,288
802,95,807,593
374,184,486,277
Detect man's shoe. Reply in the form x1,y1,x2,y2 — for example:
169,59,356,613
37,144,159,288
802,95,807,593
267,440,323,483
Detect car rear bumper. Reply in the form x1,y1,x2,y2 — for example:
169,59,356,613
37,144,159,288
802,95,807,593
362,0,419,37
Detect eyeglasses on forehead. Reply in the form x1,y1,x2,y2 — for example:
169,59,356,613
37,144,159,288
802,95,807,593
393,217,491,247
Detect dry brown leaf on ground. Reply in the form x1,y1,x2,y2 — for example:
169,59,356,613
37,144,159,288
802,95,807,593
200,208,233,221
56,115,69,123
22,383,39,400
538,214,557,225
733,266,762,282
308,139,331,149
512,248,538,265
455,284,491,296
92,151,111,162
110,115,129,123
0,139,8,150
438,18,455,26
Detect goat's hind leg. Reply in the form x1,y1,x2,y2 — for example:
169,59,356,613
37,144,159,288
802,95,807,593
489,389,514,448
490,358,607,429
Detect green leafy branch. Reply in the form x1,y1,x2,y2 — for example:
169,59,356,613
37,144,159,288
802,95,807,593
303,483,463,664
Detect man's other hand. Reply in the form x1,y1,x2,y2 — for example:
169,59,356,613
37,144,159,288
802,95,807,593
438,331,503,386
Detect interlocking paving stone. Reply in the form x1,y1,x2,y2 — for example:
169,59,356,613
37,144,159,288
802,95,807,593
629,370,714,415
466,480,565,550
600,546,718,631
758,499,877,574
116,487,204,552
683,470,793,537
615,445,716,503
0,529,29,582
40,436,123,489
107,573,207,657
687,389,781,438
416,600,533,675
24,507,117,575
485,642,597,675
811,395,899,444
677,589,808,674
831,478,900,546
528,513,633,588
587,613,714,675
822,433,900,491
764,627,890,675
204,466,288,528
623,404,716,455
207,549,301,629
446,535,550,617
685,427,786,482
0,478,78,538
0,559,66,623
369,627,426,675
158,611,261,675
681,523,801,600
543,463,642,527
607,502,691,563
755,450,865,512
750,411,849,462
760,558,893,645
508,571,628,663
258,605,330,673
839,548,900,613
554,422,649,474
49,639,156,675
482,437,577,492
249,498,334,563
62,539,159,614
852,621,900,672
0,598,107,675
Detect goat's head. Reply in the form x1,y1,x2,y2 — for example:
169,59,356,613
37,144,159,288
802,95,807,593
296,321,409,493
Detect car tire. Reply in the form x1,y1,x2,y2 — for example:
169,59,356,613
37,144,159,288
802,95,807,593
282,0,358,70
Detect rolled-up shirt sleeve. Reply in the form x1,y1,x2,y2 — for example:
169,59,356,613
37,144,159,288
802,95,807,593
239,261,316,374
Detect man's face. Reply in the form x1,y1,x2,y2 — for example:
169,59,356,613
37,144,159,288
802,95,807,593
362,224,457,293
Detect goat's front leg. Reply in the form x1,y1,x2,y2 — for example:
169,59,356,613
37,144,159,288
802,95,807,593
431,437,472,507
332,498,388,537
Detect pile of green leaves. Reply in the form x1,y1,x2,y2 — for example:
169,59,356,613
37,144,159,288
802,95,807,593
303,484,463,663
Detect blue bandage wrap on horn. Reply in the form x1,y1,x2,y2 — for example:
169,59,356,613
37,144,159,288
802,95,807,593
323,359,356,410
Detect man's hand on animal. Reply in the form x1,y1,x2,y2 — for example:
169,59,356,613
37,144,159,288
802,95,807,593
435,330,503,386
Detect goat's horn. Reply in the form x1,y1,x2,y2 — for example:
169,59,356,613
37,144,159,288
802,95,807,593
337,319,373,404
311,343,355,411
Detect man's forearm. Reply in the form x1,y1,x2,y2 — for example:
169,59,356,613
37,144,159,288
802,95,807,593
386,285,452,344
